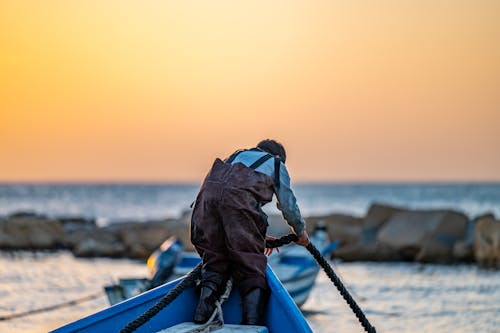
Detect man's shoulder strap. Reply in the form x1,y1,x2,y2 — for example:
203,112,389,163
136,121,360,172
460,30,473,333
250,154,281,190
274,157,281,190
248,153,273,169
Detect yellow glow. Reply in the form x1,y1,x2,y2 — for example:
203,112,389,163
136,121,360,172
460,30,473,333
1,1,499,182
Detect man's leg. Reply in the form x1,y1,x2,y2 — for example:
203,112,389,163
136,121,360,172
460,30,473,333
191,198,230,323
241,288,268,325
219,193,269,325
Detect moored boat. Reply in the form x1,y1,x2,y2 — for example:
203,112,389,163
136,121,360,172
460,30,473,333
105,225,337,308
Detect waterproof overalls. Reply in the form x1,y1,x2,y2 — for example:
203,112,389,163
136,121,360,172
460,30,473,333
190,152,279,296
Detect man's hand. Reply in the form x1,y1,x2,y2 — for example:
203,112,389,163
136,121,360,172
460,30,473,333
294,230,310,247
264,236,281,256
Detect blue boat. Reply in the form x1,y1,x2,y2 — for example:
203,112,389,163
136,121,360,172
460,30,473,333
50,265,313,333
105,225,337,308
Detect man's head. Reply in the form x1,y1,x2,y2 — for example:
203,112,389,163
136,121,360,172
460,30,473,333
257,139,286,163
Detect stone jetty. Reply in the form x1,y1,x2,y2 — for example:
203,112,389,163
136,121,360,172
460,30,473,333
0,204,498,268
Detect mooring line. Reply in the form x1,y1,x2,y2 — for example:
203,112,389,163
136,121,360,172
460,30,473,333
0,291,104,321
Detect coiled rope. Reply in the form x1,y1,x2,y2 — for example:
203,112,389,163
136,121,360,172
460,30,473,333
120,234,376,333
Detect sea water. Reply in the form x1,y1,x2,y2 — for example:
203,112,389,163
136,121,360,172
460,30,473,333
0,183,499,332
0,253,498,333
1,183,499,222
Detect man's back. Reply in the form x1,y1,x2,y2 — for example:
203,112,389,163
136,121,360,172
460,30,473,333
190,140,310,326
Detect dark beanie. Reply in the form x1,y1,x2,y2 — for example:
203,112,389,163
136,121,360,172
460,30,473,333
257,139,286,163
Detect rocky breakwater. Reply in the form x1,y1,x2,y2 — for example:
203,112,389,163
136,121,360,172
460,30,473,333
0,211,193,260
1,205,498,267
307,203,479,264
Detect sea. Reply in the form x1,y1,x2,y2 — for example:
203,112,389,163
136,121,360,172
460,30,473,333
0,183,499,333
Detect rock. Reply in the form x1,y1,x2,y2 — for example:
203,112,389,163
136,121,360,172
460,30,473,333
64,228,97,249
174,211,195,252
7,211,47,219
377,211,442,259
64,214,192,259
451,217,477,262
417,211,468,262
364,203,404,229
331,203,404,262
111,220,175,259
306,214,364,245
474,216,500,269
453,240,474,262
113,218,192,259
333,225,403,261
334,242,403,262
473,213,495,221
0,217,64,249
377,210,468,262
72,230,125,257
267,212,364,247
333,241,378,261
59,216,96,233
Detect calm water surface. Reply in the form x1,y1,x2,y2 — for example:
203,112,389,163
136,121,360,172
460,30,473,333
1,252,498,333
1,183,499,222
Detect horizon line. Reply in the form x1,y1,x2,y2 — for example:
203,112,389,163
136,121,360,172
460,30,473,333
1,179,500,185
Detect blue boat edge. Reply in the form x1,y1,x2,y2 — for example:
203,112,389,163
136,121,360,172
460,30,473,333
50,265,313,333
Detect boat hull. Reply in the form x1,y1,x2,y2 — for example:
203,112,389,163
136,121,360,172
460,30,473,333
51,266,313,333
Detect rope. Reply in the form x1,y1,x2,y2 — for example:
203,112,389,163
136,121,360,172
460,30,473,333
0,291,103,321
305,241,377,333
119,262,202,333
269,233,376,333
265,233,299,248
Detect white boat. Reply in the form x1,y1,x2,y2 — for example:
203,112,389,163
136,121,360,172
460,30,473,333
105,224,337,308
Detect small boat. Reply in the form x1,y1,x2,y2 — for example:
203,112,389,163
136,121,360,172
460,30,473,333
105,224,337,308
50,265,314,333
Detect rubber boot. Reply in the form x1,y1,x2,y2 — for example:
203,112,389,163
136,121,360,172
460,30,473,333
241,288,266,325
193,282,218,324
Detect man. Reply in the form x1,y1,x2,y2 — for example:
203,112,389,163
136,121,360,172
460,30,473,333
190,139,310,325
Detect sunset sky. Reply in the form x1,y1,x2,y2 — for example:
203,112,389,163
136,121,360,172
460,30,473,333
1,1,499,182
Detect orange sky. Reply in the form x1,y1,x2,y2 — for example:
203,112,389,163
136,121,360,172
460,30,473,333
1,1,499,182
